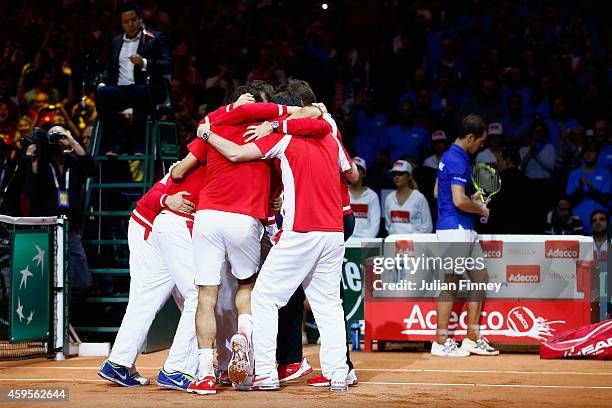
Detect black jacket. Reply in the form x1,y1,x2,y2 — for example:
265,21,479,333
27,153,95,231
102,29,172,86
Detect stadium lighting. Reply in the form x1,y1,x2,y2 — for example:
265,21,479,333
322,3,329,10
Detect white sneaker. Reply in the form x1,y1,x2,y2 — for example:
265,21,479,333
330,372,348,393
460,337,500,356
228,332,253,385
253,371,280,391
431,338,470,357
346,369,358,386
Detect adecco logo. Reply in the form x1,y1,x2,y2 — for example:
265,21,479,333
506,265,540,284
544,240,580,258
480,240,503,258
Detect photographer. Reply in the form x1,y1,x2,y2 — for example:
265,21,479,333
24,124,95,298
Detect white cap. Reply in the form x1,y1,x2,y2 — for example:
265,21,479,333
389,160,413,174
488,122,503,135
432,130,448,141
352,156,367,171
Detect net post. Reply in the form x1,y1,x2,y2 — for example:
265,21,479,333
53,216,67,360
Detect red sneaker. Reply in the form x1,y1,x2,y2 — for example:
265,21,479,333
307,369,358,387
187,375,217,395
307,374,330,387
278,357,313,383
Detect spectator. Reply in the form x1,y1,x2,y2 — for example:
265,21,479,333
520,121,557,179
566,143,611,234
383,99,429,163
18,67,61,108
24,124,95,297
348,157,380,238
544,197,584,235
544,96,580,153
486,147,535,234
460,78,504,124
501,93,531,144
593,120,612,177
591,210,608,261
96,3,172,155
558,126,586,173
526,74,554,119
384,160,432,235
475,122,504,166
423,130,450,170
350,89,387,166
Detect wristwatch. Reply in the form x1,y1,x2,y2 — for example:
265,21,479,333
202,129,211,141
271,120,280,133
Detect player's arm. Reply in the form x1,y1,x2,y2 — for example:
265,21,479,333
336,139,358,183
214,103,294,126
434,178,438,199
205,131,264,163
451,184,489,217
242,106,326,141
171,153,200,182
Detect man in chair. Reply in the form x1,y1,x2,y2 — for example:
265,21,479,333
96,2,172,155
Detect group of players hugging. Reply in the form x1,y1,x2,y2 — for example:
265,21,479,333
97,79,361,394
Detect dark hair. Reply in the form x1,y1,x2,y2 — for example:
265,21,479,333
459,115,486,139
557,196,571,206
271,91,302,106
230,83,269,103
248,80,274,102
501,147,520,166
591,209,609,223
276,79,316,105
118,2,141,16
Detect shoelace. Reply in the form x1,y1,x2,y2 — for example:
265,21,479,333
443,338,460,353
476,336,494,351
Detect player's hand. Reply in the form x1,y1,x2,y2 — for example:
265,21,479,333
243,121,273,142
271,195,283,212
233,93,255,108
470,191,483,202
129,54,145,68
197,117,211,139
165,191,195,214
312,102,328,114
168,160,182,173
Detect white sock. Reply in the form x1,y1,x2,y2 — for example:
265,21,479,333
237,314,254,339
197,348,214,378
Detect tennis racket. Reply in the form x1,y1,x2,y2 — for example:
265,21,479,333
471,163,501,223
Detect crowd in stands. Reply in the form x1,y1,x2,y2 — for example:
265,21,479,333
0,0,610,239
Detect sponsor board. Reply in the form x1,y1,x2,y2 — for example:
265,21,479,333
364,301,591,344
479,240,503,258
544,240,579,258
506,265,540,284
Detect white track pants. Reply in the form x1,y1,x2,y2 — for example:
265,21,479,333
252,230,348,379
110,218,181,368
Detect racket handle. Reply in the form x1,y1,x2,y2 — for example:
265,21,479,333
480,215,489,223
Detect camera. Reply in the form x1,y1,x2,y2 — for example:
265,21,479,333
21,127,60,148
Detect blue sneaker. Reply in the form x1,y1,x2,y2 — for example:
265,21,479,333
98,360,147,387
156,368,194,391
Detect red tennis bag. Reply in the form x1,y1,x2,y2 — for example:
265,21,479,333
540,320,612,359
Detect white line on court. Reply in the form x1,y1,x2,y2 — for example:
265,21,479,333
4,366,612,376
361,381,612,390
0,378,611,390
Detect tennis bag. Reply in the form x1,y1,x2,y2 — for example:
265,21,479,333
540,320,612,360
